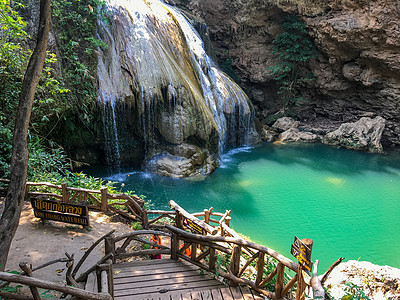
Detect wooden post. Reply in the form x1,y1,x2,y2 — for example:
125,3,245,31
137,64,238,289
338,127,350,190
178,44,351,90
62,183,69,203
100,187,108,212
209,247,216,271
296,239,313,300
104,235,115,263
175,211,183,229
142,210,149,228
311,260,324,299
106,259,114,298
190,242,197,261
225,210,231,227
275,262,285,299
204,207,213,224
255,252,264,287
230,245,241,285
204,209,209,224
171,233,178,260
19,262,41,300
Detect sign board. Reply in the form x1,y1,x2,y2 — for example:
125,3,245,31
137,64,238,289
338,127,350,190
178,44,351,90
31,198,89,226
183,217,206,235
291,236,312,272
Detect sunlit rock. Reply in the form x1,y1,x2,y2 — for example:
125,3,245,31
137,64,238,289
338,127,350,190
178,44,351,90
278,128,322,143
272,117,300,132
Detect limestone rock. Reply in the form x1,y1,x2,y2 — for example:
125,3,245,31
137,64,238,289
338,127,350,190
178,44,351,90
143,145,219,178
278,128,321,143
177,0,400,149
323,116,386,153
324,260,400,300
271,117,300,133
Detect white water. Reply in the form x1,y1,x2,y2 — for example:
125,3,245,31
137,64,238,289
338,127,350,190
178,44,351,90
97,0,257,166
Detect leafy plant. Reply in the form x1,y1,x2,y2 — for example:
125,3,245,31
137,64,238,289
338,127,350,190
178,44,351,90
130,222,143,230
267,15,317,110
341,282,370,300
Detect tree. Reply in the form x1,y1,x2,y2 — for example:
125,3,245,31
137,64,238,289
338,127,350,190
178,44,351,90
0,0,51,270
268,15,317,111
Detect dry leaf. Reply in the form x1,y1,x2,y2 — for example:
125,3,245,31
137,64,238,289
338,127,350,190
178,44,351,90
114,269,121,275
81,247,88,250
56,269,64,276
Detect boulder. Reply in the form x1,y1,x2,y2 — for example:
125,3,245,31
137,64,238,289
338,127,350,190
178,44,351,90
324,260,400,300
278,128,322,143
271,117,300,132
143,145,219,178
323,116,386,153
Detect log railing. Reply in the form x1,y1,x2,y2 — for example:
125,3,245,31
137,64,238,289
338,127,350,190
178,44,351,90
0,253,112,300
100,226,314,299
165,225,298,299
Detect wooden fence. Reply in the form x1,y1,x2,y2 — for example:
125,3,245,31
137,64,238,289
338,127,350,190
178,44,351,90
0,179,341,299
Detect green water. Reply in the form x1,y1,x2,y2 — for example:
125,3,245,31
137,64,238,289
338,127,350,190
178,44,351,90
88,143,400,272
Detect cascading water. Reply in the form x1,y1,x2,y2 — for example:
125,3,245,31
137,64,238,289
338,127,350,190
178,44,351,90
97,0,259,177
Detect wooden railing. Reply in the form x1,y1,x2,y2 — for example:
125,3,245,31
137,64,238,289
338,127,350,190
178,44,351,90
1,178,339,298
0,252,113,300
166,225,298,299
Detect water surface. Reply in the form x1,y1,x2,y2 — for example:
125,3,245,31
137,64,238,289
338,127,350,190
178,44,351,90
86,143,400,272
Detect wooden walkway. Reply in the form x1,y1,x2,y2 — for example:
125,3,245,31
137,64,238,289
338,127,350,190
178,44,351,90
112,259,264,300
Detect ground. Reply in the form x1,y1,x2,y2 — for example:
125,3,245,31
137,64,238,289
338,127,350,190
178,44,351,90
2,201,133,287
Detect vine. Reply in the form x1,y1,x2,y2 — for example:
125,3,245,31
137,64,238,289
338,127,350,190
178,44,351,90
267,15,317,111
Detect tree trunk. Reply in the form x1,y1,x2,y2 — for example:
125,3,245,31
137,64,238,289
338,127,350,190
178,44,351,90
0,0,51,271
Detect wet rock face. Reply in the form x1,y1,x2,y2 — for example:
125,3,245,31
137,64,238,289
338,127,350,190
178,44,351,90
176,0,400,150
96,0,258,176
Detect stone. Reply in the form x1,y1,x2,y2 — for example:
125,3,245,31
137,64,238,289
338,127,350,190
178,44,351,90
177,0,400,149
323,116,386,153
271,117,300,132
260,126,279,142
278,128,322,143
324,260,400,300
142,146,219,178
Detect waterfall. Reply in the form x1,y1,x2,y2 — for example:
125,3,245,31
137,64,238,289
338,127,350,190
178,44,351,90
97,0,258,176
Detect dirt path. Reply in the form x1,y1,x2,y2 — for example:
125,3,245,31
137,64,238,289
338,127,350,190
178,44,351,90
4,201,133,284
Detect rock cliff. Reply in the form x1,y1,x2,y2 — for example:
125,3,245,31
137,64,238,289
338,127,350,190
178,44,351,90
175,0,400,150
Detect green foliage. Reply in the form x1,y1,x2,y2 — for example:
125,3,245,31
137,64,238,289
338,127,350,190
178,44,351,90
341,282,370,300
49,0,107,148
131,222,143,230
221,58,241,84
267,15,317,110
0,0,69,177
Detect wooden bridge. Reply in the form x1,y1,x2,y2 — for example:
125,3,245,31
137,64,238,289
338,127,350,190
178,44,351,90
0,181,342,300
108,259,263,300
